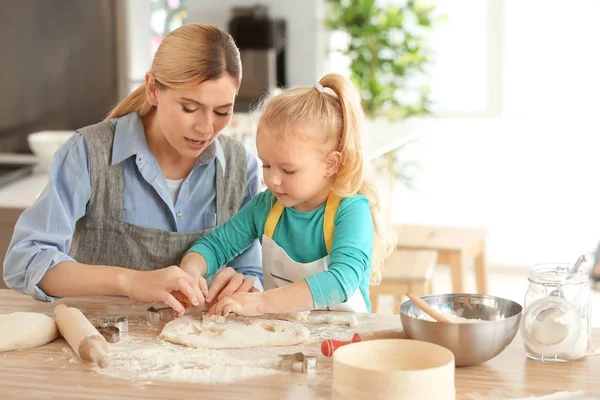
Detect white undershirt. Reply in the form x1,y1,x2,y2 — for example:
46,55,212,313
165,178,185,204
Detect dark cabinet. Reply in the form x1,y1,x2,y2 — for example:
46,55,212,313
0,208,24,289
0,0,119,153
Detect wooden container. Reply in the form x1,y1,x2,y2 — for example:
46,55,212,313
332,339,455,400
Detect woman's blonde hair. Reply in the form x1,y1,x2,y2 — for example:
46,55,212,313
106,24,241,119
257,73,397,284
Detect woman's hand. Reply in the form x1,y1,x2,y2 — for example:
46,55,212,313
205,291,265,317
206,266,259,304
122,266,204,316
171,275,209,316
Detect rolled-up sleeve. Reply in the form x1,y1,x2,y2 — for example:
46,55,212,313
2,133,91,302
224,151,264,290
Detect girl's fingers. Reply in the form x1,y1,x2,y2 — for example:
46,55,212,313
207,267,236,302
236,277,255,294
217,273,244,301
222,303,238,317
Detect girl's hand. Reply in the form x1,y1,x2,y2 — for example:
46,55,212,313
123,266,203,316
205,291,265,317
206,266,259,304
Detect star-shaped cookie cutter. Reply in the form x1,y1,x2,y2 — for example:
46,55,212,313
94,316,128,343
147,306,174,322
278,352,317,373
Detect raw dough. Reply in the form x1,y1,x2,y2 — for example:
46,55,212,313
159,316,310,349
319,314,359,328
203,314,228,324
277,312,359,328
277,311,310,322
0,312,58,352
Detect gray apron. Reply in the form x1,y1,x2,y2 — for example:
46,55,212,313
68,118,247,271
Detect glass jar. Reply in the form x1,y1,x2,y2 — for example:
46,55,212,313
521,263,591,362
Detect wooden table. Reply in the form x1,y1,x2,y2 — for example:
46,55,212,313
396,224,489,294
1,290,599,400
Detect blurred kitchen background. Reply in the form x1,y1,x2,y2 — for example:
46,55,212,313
1,0,600,321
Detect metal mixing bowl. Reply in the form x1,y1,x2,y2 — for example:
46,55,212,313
399,293,523,367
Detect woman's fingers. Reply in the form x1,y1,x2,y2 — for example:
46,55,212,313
197,277,209,309
175,277,199,307
163,292,185,316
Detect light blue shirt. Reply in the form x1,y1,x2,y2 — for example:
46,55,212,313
3,112,263,302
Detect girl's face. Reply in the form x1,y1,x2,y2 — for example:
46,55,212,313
146,74,238,159
257,127,340,212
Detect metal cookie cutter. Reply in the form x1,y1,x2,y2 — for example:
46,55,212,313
278,352,317,373
94,316,127,343
96,325,121,343
147,306,174,322
98,316,129,332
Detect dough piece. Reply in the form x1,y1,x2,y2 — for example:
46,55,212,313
203,314,227,324
159,316,310,349
320,314,359,328
0,312,59,352
277,311,310,322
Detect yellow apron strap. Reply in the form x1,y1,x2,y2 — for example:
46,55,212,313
264,193,341,252
264,200,285,239
323,193,342,254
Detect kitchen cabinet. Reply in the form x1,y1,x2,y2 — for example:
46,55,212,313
0,207,23,289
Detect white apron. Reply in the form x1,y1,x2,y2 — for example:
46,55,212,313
261,193,368,313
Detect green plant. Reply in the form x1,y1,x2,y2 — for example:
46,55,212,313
325,0,437,187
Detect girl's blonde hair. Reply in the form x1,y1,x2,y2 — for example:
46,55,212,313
106,24,241,120
257,74,397,284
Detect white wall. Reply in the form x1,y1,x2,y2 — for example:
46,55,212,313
391,116,600,269
187,0,326,87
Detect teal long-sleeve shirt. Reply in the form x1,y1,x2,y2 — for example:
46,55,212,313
187,190,374,311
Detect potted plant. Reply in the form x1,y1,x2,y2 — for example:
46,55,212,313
325,0,437,188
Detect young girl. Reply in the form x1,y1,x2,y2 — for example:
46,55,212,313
180,73,396,316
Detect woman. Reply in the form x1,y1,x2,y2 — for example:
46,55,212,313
2,24,263,315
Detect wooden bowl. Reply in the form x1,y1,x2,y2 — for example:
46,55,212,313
332,339,455,400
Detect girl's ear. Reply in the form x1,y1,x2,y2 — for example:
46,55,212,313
145,72,159,106
325,151,342,177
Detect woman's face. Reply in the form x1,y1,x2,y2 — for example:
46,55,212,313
147,74,238,159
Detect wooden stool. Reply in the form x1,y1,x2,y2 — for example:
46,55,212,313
370,249,437,314
395,224,488,294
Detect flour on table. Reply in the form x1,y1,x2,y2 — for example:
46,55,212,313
159,316,310,349
92,335,283,384
91,313,356,385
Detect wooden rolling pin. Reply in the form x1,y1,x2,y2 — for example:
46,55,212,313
321,329,407,357
406,293,451,323
54,304,110,368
